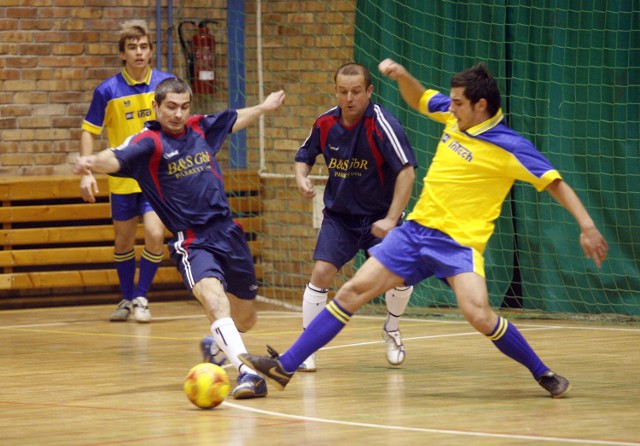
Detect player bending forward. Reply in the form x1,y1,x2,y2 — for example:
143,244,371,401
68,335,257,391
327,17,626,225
238,60,608,398
74,77,286,400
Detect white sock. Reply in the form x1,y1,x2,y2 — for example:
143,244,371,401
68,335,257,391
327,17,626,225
384,285,413,332
302,282,329,328
211,318,258,375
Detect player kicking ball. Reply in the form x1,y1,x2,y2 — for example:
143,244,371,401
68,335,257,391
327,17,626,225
74,77,286,400
238,59,608,398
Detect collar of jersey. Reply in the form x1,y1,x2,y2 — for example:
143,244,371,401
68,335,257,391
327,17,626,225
462,108,504,137
122,67,152,86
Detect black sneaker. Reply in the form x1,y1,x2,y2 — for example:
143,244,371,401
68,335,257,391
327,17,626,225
238,345,294,390
537,371,571,398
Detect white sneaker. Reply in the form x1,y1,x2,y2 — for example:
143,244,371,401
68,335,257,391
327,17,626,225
297,353,317,372
382,329,405,365
132,296,152,323
109,299,132,322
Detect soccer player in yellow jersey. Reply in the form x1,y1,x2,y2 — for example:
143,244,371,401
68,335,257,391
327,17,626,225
239,59,609,398
80,21,174,323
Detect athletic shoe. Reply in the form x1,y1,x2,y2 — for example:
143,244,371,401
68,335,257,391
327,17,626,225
231,372,268,399
109,299,132,322
297,353,317,372
382,329,406,365
537,370,571,398
200,335,228,366
132,296,152,323
238,345,294,390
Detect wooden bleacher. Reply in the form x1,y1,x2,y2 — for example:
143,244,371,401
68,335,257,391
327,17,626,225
0,172,263,309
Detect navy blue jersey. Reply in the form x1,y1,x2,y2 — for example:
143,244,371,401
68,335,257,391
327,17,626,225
112,110,238,234
295,101,417,216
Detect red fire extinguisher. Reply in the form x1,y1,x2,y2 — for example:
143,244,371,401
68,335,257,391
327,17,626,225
192,20,217,95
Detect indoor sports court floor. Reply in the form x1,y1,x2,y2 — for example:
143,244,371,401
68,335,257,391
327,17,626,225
1,300,639,445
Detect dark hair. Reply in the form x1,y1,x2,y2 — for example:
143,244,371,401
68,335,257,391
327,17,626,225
154,77,192,104
450,63,501,117
334,62,372,89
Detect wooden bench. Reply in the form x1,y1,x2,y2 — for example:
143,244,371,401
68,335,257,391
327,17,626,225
0,172,263,309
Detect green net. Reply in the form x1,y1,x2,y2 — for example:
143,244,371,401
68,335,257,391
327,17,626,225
170,1,639,321
355,0,640,318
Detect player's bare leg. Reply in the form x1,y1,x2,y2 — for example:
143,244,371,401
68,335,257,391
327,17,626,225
449,272,571,398
193,277,267,399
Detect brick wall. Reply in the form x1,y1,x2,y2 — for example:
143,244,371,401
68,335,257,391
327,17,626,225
0,1,357,300
0,0,355,176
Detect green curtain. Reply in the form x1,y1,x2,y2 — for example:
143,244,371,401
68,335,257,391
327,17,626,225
355,0,640,315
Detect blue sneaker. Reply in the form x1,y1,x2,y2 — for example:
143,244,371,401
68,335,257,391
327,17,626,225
232,372,268,399
200,335,227,366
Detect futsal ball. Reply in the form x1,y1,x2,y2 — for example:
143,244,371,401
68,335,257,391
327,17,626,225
183,363,230,409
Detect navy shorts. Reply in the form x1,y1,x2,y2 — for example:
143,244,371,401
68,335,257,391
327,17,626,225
314,209,400,270
369,220,486,286
111,192,154,221
169,223,258,300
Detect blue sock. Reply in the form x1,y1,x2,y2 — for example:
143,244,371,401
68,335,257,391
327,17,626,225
114,250,136,301
134,249,163,297
487,316,548,379
280,300,352,373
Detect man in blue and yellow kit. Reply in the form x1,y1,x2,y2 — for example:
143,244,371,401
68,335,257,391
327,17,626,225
239,59,609,398
74,77,286,399
80,20,174,323
292,63,418,372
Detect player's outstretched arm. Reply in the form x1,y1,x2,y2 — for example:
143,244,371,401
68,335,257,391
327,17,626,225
73,149,121,176
233,90,286,133
378,59,427,112
545,179,609,268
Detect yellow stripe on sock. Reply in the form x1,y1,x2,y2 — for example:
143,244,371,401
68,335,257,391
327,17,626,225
487,317,508,341
327,300,351,324
141,249,164,263
114,250,136,262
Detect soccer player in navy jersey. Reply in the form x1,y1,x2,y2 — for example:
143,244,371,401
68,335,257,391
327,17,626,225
239,59,608,398
294,63,417,371
74,77,286,400
80,20,175,323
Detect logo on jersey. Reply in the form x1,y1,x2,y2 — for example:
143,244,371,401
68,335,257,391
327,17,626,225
124,100,131,107
137,108,152,118
125,112,134,120
167,151,212,178
327,157,369,178
443,133,473,162
163,149,179,159
329,144,340,151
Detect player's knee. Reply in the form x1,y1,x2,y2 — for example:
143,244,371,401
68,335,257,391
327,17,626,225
233,311,257,332
461,308,494,333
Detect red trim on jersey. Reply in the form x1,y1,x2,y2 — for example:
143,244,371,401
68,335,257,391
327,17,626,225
364,117,385,184
187,115,206,139
144,131,165,201
316,114,339,153
183,229,196,251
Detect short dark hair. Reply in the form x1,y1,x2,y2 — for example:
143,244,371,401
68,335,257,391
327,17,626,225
451,63,501,117
334,62,372,89
154,77,192,105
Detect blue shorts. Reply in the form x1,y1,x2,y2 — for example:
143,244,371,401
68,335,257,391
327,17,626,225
369,220,486,286
111,192,155,221
314,209,397,269
169,222,258,300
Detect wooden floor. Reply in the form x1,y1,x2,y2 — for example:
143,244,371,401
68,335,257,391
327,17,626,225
1,300,639,446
